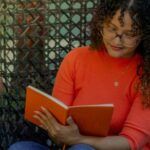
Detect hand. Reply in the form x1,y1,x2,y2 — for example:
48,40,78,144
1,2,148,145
33,106,83,145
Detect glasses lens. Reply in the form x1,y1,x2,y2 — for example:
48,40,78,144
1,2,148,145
102,28,140,47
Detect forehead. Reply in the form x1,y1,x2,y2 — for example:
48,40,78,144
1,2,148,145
106,10,133,30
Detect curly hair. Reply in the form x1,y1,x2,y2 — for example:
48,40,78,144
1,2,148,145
89,0,150,107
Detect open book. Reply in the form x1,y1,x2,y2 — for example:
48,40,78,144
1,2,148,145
25,85,114,136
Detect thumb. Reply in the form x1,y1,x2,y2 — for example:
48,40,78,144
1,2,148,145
67,116,75,126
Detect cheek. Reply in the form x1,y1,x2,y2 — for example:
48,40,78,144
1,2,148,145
123,47,137,56
103,38,109,47
125,40,140,52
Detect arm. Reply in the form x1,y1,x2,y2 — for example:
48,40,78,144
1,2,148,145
119,93,150,150
87,92,150,150
34,84,150,150
33,106,130,150
78,135,130,150
52,50,76,105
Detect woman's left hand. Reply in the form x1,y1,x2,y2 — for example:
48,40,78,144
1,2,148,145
33,106,83,145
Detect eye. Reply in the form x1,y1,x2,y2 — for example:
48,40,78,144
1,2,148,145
124,30,140,37
124,32,137,38
107,26,116,32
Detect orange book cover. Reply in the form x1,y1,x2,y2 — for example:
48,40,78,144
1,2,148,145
25,85,114,136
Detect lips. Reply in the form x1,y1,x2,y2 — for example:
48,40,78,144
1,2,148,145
110,45,123,51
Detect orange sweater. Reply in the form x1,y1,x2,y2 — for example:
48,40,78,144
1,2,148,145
52,46,150,150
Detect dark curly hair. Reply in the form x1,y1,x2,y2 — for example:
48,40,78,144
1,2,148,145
89,0,150,107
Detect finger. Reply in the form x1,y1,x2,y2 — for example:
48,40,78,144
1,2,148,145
34,114,55,134
40,106,59,125
41,124,55,137
34,110,61,133
39,124,47,131
33,114,47,129
33,111,53,130
66,116,75,126
33,114,58,139
34,110,48,122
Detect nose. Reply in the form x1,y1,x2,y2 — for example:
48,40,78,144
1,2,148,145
113,35,123,45
116,33,122,39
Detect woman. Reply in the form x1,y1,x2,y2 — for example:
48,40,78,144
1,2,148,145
9,0,150,150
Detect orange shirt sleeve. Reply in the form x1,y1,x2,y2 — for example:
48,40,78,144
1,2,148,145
52,50,76,106
120,91,150,150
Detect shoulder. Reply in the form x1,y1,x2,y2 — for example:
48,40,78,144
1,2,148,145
66,46,92,58
59,46,100,72
64,46,99,62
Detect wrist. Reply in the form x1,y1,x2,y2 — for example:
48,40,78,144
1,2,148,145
71,134,86,145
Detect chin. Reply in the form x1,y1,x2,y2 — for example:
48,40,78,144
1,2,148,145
107,46,134,58
104,42,135,58
107,51,125,58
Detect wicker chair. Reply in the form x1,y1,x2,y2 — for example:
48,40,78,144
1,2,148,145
0,0,98,149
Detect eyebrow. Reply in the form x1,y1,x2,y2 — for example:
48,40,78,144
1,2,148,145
108,22,134,33
108,22,117,28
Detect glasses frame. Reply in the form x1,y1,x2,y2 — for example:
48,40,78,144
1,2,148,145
101,25,141,47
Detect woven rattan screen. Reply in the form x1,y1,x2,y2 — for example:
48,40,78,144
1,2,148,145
0,0,99,149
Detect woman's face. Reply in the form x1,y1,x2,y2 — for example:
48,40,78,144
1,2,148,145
102,10,141,58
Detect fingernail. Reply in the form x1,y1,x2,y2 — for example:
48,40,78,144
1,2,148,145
67,116,72,121
39,124,43,128
34,111,39,114
41,106,45,110
33,115,37,118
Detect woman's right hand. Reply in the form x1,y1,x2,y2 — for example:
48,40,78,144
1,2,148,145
33,106,83,145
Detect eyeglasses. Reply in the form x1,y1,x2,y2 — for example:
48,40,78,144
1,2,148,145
101,25,141,47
